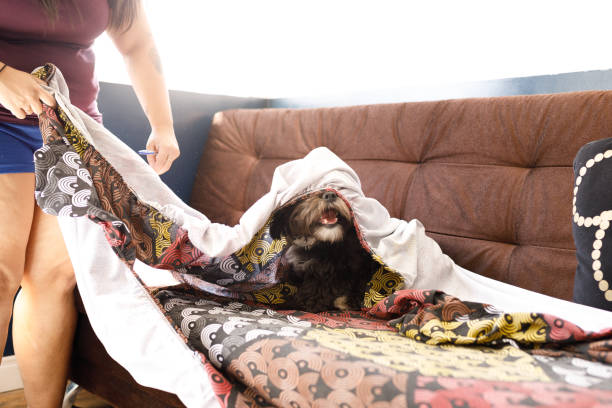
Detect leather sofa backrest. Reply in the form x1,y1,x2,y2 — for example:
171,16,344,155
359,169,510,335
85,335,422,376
191,91,612,300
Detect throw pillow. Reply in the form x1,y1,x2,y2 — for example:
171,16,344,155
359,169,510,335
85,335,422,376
572,138,612,311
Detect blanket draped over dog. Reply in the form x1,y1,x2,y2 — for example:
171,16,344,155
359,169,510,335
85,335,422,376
34,65,612,407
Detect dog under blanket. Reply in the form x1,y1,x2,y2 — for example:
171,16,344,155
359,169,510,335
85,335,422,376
34,64,612,407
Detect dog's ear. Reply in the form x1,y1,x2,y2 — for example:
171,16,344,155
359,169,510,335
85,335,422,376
269,204,293,240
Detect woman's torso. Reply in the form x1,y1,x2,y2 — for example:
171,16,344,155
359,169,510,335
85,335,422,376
0,0,110,124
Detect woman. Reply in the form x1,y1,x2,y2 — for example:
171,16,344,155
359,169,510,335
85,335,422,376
0,1,179,406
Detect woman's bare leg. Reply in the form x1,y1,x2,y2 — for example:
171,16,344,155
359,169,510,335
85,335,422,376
0,173,34,364
13,205,77,408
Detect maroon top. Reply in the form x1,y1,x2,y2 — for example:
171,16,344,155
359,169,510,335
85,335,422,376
0,0,110,125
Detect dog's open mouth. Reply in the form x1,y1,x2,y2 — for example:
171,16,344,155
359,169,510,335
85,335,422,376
320,209,339,225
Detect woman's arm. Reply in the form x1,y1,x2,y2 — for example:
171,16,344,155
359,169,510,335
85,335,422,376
106,2,179,175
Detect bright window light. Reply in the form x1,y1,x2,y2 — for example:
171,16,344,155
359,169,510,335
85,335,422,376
94,0,612,98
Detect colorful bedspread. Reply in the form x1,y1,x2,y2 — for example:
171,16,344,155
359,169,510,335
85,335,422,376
33,64,612,407
154,287,612,407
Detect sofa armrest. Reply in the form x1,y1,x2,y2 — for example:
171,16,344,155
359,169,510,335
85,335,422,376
70,292,185,408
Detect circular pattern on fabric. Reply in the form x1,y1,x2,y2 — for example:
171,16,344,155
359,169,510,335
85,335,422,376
573,145,612,309
321,362,365,390
43,192,71,214
200,323,222,349
180,314,201,337
288,351,323,371
57,176,77,195
228,358,254,384
297,372,320,400
221,335,245,356
219,256,242,275
71,189,91,207
248,240,273,264
268,357,300,390
34,146,55,168
62,151,82,169
245,329,275,342
233,271,247,282
208,343,225,367
275,389,311,408
57,205,74,217
222,317,252,334
260,338,287,361
238,350,267,374
355,375,389,404
163,298,191,311
77,168,93,185
327,389,365,408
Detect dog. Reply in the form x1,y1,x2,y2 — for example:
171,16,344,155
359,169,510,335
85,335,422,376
269,190,379,312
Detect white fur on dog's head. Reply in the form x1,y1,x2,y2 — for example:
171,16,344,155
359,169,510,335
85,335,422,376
312,222,345,244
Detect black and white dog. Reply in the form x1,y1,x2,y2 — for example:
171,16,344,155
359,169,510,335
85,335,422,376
269,190,378,312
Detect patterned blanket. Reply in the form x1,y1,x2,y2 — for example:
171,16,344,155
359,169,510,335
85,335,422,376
33,64,612,407
155,287,612,407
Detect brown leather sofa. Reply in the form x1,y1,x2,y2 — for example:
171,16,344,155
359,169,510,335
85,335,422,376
70,90,612,406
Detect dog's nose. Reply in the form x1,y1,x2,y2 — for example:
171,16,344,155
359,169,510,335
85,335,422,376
322,191,337,202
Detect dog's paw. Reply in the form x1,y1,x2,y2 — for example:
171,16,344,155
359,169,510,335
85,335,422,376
333,296,350,311
285,245,314,273
292,236,317,249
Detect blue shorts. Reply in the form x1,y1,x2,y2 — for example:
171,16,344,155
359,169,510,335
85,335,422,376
0,122,43,174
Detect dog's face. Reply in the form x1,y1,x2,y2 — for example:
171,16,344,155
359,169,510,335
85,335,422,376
270,190,352,247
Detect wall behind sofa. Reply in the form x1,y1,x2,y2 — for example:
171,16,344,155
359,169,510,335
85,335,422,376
270,69,612,109
97,82,269,203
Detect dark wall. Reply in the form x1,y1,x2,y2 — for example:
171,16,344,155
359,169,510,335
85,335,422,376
97,82,268,203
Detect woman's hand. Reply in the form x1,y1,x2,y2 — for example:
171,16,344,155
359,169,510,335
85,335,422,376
0,64,56,119
145,126,180,175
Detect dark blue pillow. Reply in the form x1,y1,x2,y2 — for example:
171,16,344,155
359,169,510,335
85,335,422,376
572,138,612,311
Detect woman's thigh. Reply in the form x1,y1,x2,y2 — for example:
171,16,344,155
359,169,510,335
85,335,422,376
0,173,35,292
0,122,42,288
22,206,75,290
0,121,73,288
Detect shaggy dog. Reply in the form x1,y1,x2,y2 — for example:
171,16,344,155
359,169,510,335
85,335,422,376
269,190,378,312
